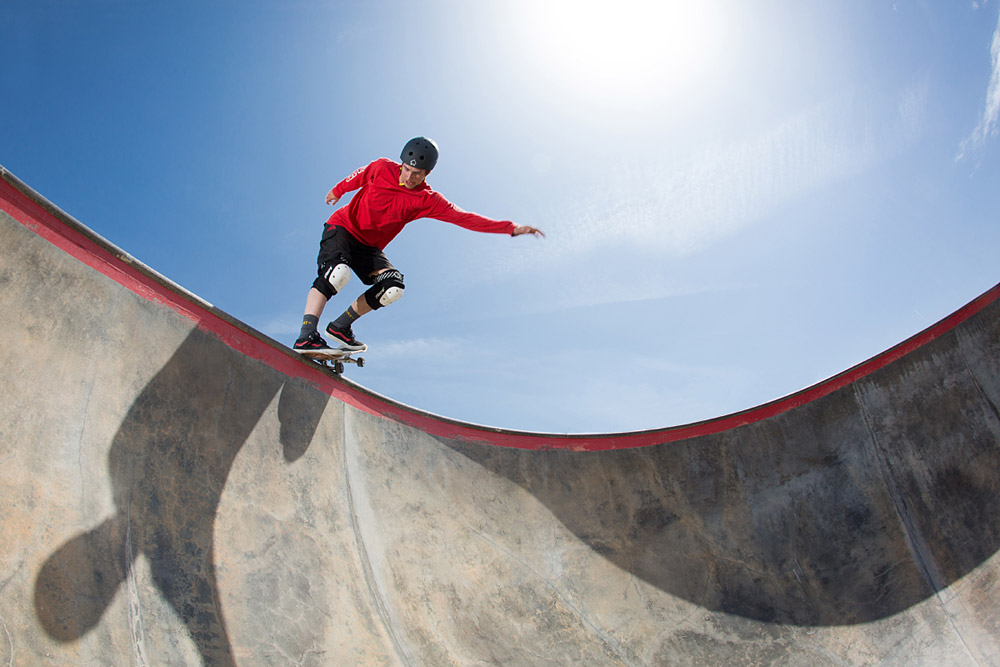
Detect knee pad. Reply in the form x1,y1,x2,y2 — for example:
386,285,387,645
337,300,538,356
313,262,351,298
364,270,405,310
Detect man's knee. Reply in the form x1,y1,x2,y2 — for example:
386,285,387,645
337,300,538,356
363,270,405,309
313,262,351,299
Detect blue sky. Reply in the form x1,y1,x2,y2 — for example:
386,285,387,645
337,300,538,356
3,1,999,433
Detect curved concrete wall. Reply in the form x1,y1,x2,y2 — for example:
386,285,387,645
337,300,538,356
2,167,999,665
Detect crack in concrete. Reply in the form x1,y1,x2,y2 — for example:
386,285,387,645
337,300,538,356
853,380,981,666
0,608,12,667
124,501,149,667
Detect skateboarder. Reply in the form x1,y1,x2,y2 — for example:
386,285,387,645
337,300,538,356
294,136,545,353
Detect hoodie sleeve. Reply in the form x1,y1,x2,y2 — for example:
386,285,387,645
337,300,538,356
424,192,516,236
330,161,373,199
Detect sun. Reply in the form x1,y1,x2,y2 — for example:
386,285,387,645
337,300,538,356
510,0,728,111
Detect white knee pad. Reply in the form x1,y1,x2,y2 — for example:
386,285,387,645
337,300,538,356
379,285,404,306
324,263,351,293
363,270,406,310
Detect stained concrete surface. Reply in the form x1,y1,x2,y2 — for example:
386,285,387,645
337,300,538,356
2,166,1000,665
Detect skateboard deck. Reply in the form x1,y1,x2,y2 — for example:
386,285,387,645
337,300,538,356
296,346,366,374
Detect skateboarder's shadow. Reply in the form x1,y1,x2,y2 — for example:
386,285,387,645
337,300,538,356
33,328,329,665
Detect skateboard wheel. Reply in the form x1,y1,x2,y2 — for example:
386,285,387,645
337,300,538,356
334,361,345,374
356,357,365,368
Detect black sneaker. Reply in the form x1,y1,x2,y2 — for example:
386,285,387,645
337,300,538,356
326,322,367,351
293,330,332,352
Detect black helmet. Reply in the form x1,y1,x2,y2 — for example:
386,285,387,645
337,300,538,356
400,136,439,172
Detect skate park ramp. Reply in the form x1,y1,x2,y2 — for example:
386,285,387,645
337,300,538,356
2,164,1000,667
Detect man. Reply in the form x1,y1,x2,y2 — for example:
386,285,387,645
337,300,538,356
294,136,544,353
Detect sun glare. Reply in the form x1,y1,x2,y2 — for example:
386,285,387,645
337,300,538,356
511,0,728,111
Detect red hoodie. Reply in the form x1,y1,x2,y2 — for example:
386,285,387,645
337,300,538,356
325,158,515,250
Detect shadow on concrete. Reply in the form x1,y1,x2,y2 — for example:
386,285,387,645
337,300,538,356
33,329,331,665
443,307,1000,626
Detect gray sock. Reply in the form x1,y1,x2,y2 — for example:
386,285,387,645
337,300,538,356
331,306,360,330
299,314,319,339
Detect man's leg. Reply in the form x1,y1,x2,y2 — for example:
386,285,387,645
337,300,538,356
326,269,405,349
296,226,356,349
295,288,330,345
305,287,329,319
296,261,352,349
323,270,380,340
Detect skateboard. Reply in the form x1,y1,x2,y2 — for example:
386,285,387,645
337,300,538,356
296,346,366,374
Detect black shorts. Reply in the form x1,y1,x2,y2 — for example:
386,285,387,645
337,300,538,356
316,225,395,286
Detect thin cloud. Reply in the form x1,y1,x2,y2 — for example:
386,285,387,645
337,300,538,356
480,84,926,291
585,88,924,259
260,314,302,340
372,336,466,361
958,8,1000,161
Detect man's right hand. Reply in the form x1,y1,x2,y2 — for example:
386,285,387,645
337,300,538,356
512,225,545,238
326,190,340,206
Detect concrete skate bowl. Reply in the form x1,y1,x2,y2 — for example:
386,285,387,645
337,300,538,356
2,165,999,665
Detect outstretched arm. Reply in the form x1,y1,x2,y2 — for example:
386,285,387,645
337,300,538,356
425,193,545,239
512,225,545,238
